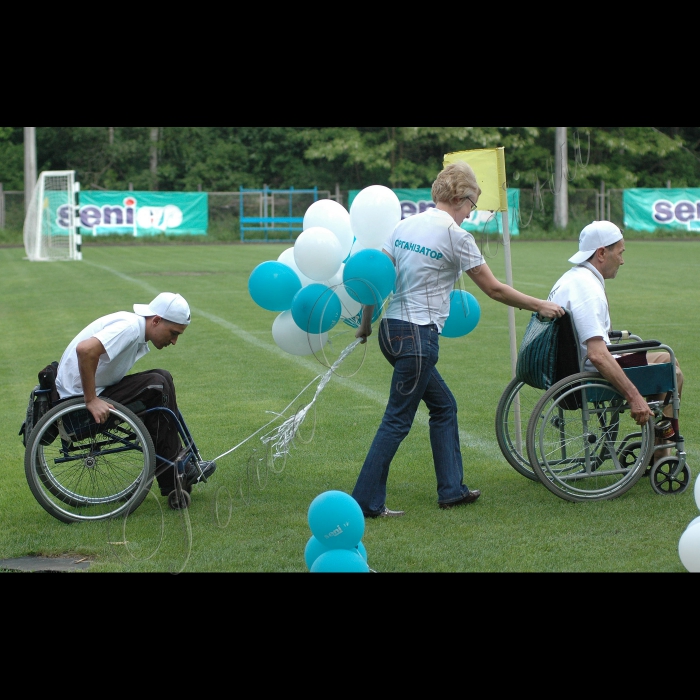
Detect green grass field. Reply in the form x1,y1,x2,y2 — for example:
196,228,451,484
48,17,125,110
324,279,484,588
1,239,699,573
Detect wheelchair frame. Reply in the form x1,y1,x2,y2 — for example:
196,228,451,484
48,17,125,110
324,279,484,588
496,313,690,503
23,393,207,524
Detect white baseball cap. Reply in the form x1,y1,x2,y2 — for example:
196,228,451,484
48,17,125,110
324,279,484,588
569,221,624,265
134,293,191,326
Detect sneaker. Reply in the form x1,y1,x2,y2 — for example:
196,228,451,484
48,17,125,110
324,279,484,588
184,460,217,488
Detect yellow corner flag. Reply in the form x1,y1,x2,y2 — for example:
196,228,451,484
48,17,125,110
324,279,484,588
443,147,508,212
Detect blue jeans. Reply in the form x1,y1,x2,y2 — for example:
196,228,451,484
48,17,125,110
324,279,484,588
352,319,471,516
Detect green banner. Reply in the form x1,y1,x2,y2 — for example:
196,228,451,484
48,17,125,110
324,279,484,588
76,192,208,236
624,189,700,233
349,188,520,235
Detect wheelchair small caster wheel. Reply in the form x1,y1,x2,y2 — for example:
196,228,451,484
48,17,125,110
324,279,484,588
168,489,192,511
650,457,691,496
619,442,644,470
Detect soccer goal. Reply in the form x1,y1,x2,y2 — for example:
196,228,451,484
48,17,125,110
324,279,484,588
23,171,82,262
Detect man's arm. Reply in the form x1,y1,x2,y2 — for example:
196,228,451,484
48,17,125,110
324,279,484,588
586,337,653,426
76,337,114,424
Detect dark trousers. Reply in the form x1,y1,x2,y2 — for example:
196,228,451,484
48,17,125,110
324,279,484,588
101,369,182,491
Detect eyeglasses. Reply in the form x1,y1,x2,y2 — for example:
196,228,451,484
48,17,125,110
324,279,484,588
466,196,478,212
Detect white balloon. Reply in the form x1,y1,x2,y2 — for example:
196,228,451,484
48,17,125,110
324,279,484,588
294,227,343,282
303,200,354,261
278,247,314,288
687,516,700,531
679,525,700,573
350,185,402,250
696,475,700,510
272,311,328,357
325,265,362,320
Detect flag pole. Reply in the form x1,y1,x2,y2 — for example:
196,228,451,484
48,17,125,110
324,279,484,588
501,207,518,379
501,204,523,456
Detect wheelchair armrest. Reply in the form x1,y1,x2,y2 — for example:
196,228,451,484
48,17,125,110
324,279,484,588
606,340,662,353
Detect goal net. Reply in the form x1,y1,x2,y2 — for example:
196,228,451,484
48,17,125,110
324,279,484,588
23,171,82,262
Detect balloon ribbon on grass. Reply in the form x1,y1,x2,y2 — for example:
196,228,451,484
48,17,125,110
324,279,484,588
210,339,363,470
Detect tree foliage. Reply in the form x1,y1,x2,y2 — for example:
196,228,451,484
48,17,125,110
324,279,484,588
1,127,698,193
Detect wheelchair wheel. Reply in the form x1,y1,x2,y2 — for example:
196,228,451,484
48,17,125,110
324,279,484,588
495,378,542,482
526,372,654,503
25,398,156,524
650,457,691,496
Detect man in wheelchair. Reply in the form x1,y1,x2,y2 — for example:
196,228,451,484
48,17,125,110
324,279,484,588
549,221,684,450
53,292,216,498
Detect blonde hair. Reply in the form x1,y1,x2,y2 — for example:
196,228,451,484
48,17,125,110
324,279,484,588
432,161,481,206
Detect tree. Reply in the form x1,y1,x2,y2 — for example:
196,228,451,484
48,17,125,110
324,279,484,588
0,127,23,189
6,127,700,196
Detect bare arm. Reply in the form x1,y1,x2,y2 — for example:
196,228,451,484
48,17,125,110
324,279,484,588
355,306,375,344
466,263,564,320
586,337,653,426
76,337,114,424
356,250,394,344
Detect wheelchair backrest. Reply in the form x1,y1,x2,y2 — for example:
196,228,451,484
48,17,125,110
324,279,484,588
516,311,581,391
19,361,60,448
553,311,580,384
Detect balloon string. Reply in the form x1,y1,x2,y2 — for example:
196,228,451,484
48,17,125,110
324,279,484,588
261,339,362,460
210,339,363,465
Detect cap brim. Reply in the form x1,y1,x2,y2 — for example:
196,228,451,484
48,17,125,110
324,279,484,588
569,250,596,265
133,304,154,317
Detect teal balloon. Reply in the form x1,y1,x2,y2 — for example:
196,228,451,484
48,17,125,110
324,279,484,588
249,261,302,312
356,541,368,564
442,291,481,339
311,549,370,574
343,249,396,306
308,491,365,551
291,284,342,334
305,536,368,572
305,536,331,572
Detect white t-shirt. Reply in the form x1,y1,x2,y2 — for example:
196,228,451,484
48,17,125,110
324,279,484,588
548,262,610,368
56,312,150,399
382,208,485,333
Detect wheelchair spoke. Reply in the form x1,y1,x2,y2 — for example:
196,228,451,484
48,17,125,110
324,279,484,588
527,373,654,502
25,399,156,523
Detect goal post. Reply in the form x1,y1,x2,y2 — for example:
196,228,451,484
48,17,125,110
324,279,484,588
23,171,82,262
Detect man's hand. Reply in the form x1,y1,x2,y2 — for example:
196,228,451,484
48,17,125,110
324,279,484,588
628,395,654,426
86,397,115,425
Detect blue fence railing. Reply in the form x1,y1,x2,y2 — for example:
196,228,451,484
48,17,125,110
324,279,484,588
240,186,319,241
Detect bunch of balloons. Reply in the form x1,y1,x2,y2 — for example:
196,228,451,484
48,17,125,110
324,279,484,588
249,185,483,355
678,477,700,572
305,491,371,573
248,186,401,357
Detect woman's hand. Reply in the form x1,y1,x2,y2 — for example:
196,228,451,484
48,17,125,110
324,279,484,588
355,305,375,344
537,301,565,320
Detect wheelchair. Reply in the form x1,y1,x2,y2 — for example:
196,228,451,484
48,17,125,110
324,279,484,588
21,365,211,524
496,313,690,503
